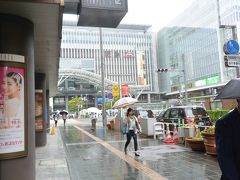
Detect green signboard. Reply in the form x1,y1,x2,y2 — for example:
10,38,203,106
206,76,220,85
194,75,220,87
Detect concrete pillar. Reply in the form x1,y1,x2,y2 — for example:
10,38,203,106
64,79,68,111
0,14,35,180
35,73,47,147
95,96,98,107
46,90,50,133
65,95,69,111
148,93,151,103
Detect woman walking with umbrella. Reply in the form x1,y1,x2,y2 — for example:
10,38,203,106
60,110,68,126
123,108,141,156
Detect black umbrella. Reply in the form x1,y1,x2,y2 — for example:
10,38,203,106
59,110,68,115
215,78,240,100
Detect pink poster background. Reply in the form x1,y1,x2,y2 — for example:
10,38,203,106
0,67,24,82
0,66,25,154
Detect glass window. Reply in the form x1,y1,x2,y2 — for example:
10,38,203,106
139,110,148,118
185,107,207,117
170,109,178,118
163,109,171,118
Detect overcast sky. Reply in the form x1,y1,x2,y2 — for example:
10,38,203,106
121,0,193,31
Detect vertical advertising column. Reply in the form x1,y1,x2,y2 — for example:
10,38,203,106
35,73,46,147
0,15,35,180
0,55,27,159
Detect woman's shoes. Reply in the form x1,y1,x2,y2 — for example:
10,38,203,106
124,148,140,156
124,147,127,154
135,152,140,156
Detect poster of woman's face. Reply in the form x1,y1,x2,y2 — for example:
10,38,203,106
0,66,25,154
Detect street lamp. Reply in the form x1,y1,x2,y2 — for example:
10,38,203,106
99,27,107,127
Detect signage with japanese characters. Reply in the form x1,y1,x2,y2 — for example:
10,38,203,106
223,40,240,67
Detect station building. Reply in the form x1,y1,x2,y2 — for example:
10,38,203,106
53,24,162,111
157,0,240,109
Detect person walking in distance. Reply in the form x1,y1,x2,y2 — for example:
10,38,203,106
90,113,97,130
124,108,142,156
53,114,58,127
62,113,67,126
215,98,240,180
93,113,97,130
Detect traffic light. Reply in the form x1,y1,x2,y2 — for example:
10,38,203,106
156,68,168,72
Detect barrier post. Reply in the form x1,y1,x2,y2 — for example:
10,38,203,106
173,124,180,144
164,123,174,143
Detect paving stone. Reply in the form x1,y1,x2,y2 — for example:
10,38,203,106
36,119,221,180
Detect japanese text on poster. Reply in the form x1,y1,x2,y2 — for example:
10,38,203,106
0,66,25,154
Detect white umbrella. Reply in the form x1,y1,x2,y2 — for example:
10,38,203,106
112,97,138,109
86,107,101,114
80,109,88,115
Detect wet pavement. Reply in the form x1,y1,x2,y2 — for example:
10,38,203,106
56,118,221,180
36,122,70,180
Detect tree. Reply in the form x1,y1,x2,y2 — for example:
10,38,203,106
68,96,86,112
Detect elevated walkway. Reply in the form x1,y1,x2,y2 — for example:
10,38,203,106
58,69,150,91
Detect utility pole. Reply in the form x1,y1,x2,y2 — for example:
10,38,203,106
217,0,240,78
99,27,107,127
231,27,240,78
216,0,225,81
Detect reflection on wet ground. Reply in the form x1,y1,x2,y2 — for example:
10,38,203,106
59,119,221,180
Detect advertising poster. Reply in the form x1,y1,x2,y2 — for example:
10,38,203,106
35,90,44,131
122,84,129,96
112,84,120,97
136,51,146,85
0,66,25,156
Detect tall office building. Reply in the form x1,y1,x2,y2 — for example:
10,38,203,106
157,0,240,109
53,24,161,111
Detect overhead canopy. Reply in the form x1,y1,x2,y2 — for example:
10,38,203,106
64,0,128,28
0,0,128,97
0,0,64,97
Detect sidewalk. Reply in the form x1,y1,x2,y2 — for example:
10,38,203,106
36,124,70,180
36,118,221,180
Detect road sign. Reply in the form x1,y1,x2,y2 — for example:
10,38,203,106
224,55,240,61
224,55,240,67
223,40,239,55
225,60,240,67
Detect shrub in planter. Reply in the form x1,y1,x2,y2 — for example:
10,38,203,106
206,110,230,124
186,128,205,152
201,126,216,155
186,137,205,152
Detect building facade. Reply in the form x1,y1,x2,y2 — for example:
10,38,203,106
157,0,240,109
53,24,161,111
